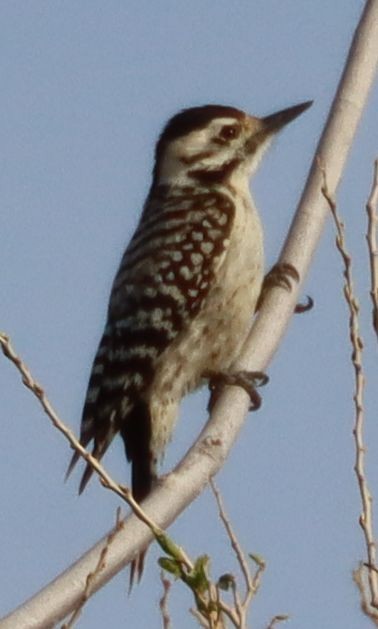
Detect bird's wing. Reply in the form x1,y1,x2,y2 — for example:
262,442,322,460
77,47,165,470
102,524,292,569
67,189,235,491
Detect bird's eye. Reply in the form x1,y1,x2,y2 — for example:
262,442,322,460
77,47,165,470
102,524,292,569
219,125,240,141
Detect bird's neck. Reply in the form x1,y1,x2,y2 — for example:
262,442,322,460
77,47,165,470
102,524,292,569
150,162,254,204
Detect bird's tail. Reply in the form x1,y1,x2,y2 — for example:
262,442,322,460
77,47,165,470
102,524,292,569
121,399,157,587
65,403,116,494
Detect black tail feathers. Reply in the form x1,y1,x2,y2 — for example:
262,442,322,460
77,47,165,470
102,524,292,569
66,396,155,586
122,399,155,502
121,399,156,587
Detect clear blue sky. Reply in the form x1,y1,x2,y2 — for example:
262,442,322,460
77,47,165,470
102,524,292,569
1,2,377,628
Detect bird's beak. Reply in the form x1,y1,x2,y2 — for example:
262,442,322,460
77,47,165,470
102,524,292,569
244,100,312,156
261,100,313,134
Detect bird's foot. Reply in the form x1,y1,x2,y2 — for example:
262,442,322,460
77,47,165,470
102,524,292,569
205,370,269,413
265,262,299,291
257,262,313,314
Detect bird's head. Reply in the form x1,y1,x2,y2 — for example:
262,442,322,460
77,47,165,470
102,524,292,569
153,101,312,189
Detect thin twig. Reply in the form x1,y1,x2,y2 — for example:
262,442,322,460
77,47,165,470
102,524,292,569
210,479,251,628
209,480,280,629
0,333,154,527
353,565,378,625
366,159,378,339
190,607,226,629
190,608,212,628
159,571,172,629
210,480,252,604
189,579,237,629
249,555,266,603
320,167,378,612
0,332,193,574
61,508,124,629
0,332,241,626
209,583,234,629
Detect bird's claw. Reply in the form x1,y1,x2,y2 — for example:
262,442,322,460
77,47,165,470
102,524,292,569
206,369,269,412
294,295,314,313
257,263,313,314
265,262,299,291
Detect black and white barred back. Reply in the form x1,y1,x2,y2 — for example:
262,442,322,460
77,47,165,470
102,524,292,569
68,102,312,507
70,184,235,498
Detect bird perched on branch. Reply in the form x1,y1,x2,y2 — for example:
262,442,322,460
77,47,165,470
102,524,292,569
67,100,312,578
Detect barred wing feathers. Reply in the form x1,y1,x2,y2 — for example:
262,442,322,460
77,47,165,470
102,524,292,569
67,189,235,496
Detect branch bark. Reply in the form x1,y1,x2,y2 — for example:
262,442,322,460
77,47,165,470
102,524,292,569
1,1,378,627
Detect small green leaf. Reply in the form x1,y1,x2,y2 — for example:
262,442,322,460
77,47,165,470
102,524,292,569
158,557,182,578
155,531,182,559
194,555,210,575
186,555,210,593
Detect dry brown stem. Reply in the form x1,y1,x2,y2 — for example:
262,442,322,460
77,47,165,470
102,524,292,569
321,168,378,615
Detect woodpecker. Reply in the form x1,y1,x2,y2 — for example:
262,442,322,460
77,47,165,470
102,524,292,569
67,100,311,540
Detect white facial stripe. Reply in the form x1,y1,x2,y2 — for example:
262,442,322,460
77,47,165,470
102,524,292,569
207,117,241,131
157,113,264,185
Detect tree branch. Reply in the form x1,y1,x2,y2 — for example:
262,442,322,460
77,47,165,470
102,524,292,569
1,1,378,627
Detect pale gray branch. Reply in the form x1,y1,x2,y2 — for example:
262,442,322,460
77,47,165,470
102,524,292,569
1,1,378,627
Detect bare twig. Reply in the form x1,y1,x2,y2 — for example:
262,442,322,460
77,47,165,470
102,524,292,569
353,565,378,625
366,159,378,338
249,554,266,606
0,332,238,626
0,331,243,628
0,333,198,589
61,508,124,629
0,333,181,552
159,571,172,629
190,606,227,629
210,480,252,606
210,481,286,629
321,168,378,613
0,333,245,627
210,479,254,629
190,608,214,628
